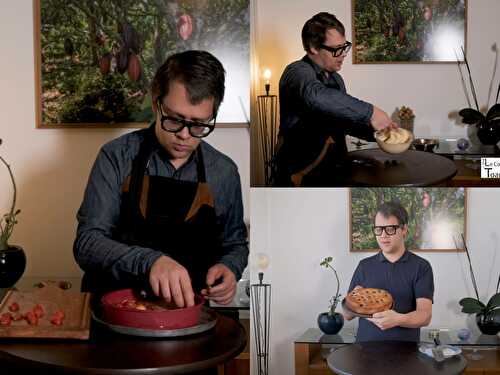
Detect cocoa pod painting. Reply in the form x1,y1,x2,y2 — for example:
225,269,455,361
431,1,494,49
116,48,129,74
423,6,433,21
177,14,193,41
64,38,74,56
350,188,466,252
121,22,141,53
37,0,250,126
353,0,466,63
99,53,112,75
127,53,141,81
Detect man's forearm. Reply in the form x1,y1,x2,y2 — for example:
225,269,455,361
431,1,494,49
74,228,163,280
398,310,431,328
300,79,373,124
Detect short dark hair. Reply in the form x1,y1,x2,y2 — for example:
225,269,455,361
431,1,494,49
375,201,409,226
151,50,226,116
302,12,346,53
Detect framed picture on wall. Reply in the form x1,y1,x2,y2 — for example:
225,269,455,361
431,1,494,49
349,188,467,252
351,0,467,64
33,0,249,128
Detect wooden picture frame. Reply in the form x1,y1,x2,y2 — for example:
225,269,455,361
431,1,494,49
349,188,467,252
352,0,467,64
33,0,250,129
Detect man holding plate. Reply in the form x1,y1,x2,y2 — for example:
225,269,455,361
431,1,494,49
344,201,434,342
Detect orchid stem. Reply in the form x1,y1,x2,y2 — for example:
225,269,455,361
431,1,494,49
462,46,480,112
0,155,17,248
326,263,340,312
460,233,480,302
456,49,472,109
496,271,500,294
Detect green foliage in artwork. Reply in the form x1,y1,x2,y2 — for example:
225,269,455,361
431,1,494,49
353,0,465,62
351,188,465,251
40,0,249,124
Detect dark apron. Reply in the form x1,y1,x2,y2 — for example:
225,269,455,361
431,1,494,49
82,127,224,296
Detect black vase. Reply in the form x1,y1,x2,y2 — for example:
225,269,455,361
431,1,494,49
0,245,26,288
476,309,500,335
476,119,500,146
318,312,344,335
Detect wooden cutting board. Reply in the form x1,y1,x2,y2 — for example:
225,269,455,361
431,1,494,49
0,281,91,339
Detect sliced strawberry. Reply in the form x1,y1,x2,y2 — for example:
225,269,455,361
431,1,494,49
12,313,23,321
33,304,44,318
8,302,20,312
1,313,12,326
25,311,39,325
50,317,63,326
52,310,65,319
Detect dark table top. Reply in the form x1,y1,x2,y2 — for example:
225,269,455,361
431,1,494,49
295,328,500,347
0,312,246,374
344,149,457,186
327,341,467,375
348,138,500,157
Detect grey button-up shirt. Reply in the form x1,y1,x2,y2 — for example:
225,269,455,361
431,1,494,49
277,55,375,180
73,127,248,290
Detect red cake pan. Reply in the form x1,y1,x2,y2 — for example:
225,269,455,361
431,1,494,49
101,288,204,330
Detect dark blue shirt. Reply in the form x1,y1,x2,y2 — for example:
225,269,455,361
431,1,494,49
73,128,248,286
348,251,434,342
276,55,375,178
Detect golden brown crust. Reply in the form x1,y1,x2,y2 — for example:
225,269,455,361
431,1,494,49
345,288,393,315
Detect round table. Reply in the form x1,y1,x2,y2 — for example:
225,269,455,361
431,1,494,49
344,149,457,186
327,341,467,375
0,313,246,374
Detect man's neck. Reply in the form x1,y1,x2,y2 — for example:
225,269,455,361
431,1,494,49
382,247,406,263
307,53,325,72
170,157,189,170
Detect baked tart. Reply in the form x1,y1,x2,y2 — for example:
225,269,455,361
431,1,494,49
344,288,393,316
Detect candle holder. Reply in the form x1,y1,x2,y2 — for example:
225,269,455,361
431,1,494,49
251,272,271,375
257,94,278,186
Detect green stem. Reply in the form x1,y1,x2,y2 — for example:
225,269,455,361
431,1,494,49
327,264,340,313
0,155,16,249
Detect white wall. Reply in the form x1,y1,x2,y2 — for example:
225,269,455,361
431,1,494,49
250,188,500,375
0,1,249,278
252,0,500,184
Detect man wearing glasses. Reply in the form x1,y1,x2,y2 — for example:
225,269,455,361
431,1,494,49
345,201,434,342
74,50,248,308
275,12,397,186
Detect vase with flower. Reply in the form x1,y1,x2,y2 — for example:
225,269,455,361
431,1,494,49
397,106,415,133
0,139,26,288
457,47,500,146
317,256,344,335
457,235,500,335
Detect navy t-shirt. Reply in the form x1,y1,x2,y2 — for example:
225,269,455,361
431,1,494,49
348,251,434,342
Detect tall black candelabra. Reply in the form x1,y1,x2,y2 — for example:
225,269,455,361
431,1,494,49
251,272,271,375
257,94,278,186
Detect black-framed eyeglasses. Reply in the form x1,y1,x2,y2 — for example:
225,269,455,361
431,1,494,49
156,98,216,138
372,225,402,236
319,41,352,57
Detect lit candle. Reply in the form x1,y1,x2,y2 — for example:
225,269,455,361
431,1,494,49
263,68,271,96
256,252,270,284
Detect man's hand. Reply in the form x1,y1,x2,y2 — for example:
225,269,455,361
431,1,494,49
149,255,195,308
343,285,363,320
370,106,398,131
201,264,237,305
366,309,403,330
